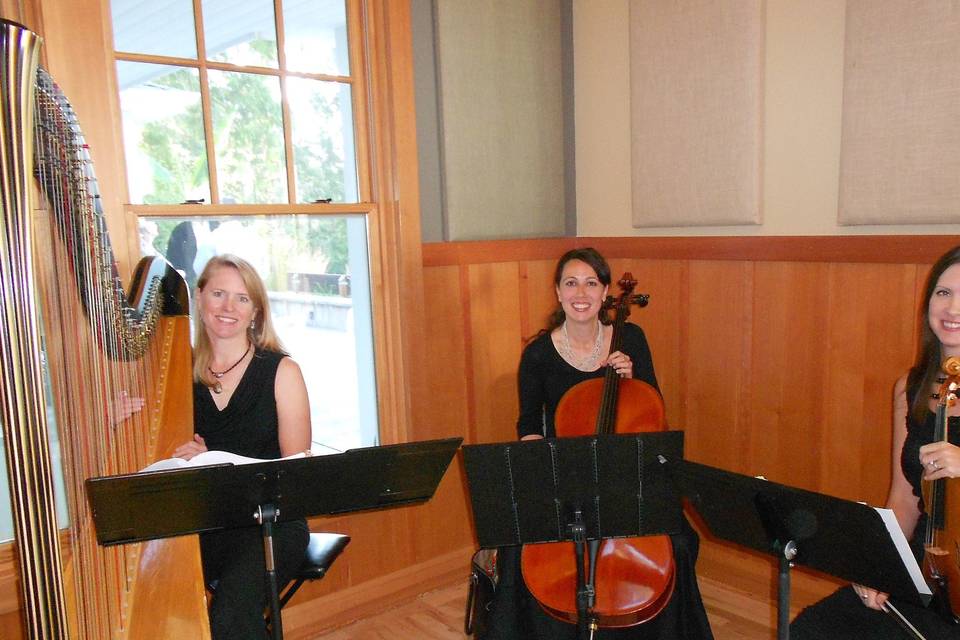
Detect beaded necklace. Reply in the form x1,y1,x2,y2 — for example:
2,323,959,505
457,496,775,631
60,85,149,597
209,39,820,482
557,320,604,371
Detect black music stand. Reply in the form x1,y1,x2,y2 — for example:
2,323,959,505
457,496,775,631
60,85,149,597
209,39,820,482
462,432,684,640
679,460,932,640
85,437,462,640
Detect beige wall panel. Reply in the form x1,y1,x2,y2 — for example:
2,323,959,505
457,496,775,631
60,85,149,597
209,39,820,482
839,2,960,225
435,0,565,240
468,262,524,443
575,0,960,237
629,0,763,227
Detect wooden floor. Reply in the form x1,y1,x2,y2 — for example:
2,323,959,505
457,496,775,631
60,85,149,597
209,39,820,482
311,575,790,640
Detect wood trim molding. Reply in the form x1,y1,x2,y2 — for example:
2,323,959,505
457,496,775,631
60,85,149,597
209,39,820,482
423,235,960,267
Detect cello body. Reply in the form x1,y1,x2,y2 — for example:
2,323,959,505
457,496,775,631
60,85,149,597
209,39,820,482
520,274,676,628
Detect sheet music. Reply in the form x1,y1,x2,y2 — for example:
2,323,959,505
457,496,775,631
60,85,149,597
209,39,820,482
873,507,933,597
140,449,314,473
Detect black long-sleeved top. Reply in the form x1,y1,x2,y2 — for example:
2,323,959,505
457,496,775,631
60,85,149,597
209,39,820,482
516,322,659,439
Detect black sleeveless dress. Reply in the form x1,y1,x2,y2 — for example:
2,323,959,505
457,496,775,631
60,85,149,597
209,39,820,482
790,383,960,639
195,349,309,640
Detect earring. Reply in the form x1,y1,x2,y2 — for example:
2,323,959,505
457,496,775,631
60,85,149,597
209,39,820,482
249,320,256,330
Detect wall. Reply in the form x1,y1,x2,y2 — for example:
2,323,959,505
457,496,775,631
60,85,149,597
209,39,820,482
574,0,960,237
421,234,960,616
413,0,576,242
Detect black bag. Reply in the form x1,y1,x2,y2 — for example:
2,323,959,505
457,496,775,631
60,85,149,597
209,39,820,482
465,549,497,637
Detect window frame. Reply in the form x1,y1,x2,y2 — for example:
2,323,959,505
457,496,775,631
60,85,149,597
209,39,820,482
108,0,412,447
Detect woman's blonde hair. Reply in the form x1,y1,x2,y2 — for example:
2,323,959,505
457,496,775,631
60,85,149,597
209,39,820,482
193,254,285,386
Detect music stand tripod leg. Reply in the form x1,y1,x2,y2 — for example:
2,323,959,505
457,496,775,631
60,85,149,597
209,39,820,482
257,504,284,640
777,540,797,640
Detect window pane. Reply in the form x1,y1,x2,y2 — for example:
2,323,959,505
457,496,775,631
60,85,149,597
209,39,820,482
208,71,287,203
287,78,358,203
111,0,197,58
139,215,379,452
283,0,350,76
202,0,278,68
117,62,210,205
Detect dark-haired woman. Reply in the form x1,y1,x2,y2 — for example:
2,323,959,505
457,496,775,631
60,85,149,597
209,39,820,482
486,248,714,639
791,246,960,639
173,254,311,640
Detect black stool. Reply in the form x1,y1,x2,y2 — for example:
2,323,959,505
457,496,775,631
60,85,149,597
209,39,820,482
278,532,351,609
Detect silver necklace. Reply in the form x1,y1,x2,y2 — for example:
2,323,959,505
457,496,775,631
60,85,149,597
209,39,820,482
558,320,604,371
208,343,251,394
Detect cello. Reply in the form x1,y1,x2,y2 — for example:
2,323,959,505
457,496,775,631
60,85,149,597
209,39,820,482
520,273,676,629
921,355,960,624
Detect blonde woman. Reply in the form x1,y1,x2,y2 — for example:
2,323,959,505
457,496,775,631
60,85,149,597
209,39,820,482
174,254,310,639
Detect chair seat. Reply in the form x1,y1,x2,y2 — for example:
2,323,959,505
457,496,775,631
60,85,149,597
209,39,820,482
296,532,351,581
276,532,350,610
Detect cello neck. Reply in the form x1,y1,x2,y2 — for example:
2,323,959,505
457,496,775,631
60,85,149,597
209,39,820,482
594,277,634,435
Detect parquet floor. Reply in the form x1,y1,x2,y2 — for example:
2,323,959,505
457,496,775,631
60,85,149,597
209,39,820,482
313,575,785,639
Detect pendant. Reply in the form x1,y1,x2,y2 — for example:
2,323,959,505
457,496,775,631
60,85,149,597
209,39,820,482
213,381,223,394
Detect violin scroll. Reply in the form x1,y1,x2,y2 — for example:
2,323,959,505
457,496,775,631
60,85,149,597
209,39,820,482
943,356,960,378
936,357,960,408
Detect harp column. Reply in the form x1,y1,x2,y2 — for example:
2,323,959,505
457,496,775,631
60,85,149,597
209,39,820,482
0,19,70,639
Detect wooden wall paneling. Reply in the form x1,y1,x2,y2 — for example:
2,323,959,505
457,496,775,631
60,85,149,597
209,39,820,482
607,258,686,430
855,264,920,503
414,236,956,628
520,260,560,342
815,263,915,502
683,260,754,470
587,235,960,265
415,266,476,554
747,262,830,487
337,509,408,584
409,466,475,559
467,262,525,444
420,266,471,441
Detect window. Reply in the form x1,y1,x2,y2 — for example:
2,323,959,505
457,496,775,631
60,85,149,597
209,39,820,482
112,0,357,205
139,214,378,452
110,0,379,452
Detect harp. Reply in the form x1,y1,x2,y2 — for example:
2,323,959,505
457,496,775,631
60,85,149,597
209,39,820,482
0,20,210,638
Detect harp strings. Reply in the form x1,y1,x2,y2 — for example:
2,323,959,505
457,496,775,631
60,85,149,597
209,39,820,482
32,68,165,638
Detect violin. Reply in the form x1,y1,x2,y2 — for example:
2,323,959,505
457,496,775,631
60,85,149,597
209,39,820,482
921,356,960,624
520,273,675,628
